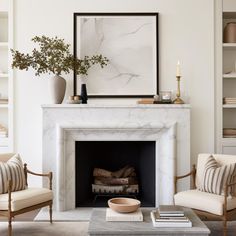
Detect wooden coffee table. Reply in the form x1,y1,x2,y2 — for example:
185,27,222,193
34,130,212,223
88,208,210,235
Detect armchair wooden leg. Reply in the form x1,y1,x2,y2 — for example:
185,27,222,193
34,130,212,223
49,203,52,223
8,216,12,236
223,216,227,236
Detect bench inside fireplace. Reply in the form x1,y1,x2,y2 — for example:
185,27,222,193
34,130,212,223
75,141,156,207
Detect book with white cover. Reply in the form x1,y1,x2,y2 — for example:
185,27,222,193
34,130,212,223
159,205,184,214
150,211,192,228
159,205,184,217
106,208,143,222
154,211,189,222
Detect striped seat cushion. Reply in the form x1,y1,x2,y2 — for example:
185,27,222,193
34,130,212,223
0,154,26,194
198,155,236,195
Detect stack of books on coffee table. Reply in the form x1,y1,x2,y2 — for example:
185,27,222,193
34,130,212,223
150,205,192,228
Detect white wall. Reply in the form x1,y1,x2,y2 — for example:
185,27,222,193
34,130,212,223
224,0,236,11
14,0,215,186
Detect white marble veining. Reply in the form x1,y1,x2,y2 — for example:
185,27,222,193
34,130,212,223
42,104,190,211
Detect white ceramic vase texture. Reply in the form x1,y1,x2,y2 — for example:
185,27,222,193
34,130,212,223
50,75,66,104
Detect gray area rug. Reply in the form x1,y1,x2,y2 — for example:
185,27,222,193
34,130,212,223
0,222,89,236
205,221,236,236
34,207,92,221
0,221,236,236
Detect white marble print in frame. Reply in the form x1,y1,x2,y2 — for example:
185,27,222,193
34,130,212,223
73,13,159,98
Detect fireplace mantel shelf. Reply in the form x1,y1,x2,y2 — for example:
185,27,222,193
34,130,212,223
42,104,190,109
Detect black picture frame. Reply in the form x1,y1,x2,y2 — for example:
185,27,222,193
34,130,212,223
73,12,159,98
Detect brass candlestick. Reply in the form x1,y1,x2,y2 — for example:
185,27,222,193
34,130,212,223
173,75,184,104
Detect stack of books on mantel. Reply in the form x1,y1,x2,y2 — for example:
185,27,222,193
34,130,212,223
137,98,154,104
150,205,192,228
223,97,236,104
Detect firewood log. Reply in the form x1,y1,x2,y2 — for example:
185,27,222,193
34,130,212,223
123,167,136,177
92,184,139,194
93,166,136,178
93,168,113,177
112,165,130,178
94,177,138,186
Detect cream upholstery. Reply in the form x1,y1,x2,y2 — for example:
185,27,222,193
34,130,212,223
174,189,236,215
196,153,236,195
0,153,53,236
0,188,53,211
174,153,236,236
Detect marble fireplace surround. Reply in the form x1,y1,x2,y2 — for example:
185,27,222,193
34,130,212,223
42,104,190,211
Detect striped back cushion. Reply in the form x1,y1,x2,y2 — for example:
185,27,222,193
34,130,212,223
0,154,26,194
198,155,236,195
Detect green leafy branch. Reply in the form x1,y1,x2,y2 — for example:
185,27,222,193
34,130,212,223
11,36,109,76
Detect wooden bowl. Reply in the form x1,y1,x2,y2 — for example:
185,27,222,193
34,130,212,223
108,198,141,213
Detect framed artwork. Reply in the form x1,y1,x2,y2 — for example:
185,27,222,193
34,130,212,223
73,12,159,98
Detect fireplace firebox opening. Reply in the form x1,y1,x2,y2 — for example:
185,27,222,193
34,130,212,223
75,141,156,207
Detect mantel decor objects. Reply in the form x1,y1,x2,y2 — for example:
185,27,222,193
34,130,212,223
73,12,159,98
11,36,108,104
173,76,184,104
159,91,172,104
11,36,72,104
173,61,184,104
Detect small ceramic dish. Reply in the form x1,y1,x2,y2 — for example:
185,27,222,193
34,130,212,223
108,197,141,213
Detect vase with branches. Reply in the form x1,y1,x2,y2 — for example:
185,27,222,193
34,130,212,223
11,36,108,104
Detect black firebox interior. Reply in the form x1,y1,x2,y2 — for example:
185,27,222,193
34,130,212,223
75,141,156,207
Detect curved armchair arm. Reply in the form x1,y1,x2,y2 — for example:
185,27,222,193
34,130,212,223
24,164,53,190
174,164,196,194
226,181,236,188
8,179,12,212
223,181,236,215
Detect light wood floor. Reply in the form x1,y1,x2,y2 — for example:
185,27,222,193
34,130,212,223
0,209,40,221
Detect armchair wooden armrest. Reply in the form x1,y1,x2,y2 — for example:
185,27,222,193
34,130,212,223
7,179,13,213
24,164,53,190
174,164,196,194
224,182,236,206
226,181,236,188
223,182,236,219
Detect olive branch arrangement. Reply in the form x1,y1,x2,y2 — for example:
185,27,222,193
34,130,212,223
11,36,109,76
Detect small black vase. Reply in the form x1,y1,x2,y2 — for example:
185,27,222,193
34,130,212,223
80,83,88,104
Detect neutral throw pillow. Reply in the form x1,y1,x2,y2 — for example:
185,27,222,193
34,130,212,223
0,154,26,194
198,155,236,195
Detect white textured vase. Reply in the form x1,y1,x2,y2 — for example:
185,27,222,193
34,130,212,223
50,75,66,104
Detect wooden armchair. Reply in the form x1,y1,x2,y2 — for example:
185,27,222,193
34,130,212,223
174,153,236,236
0,153,53,236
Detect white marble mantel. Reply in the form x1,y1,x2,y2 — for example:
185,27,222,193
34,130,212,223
42,104,190,211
